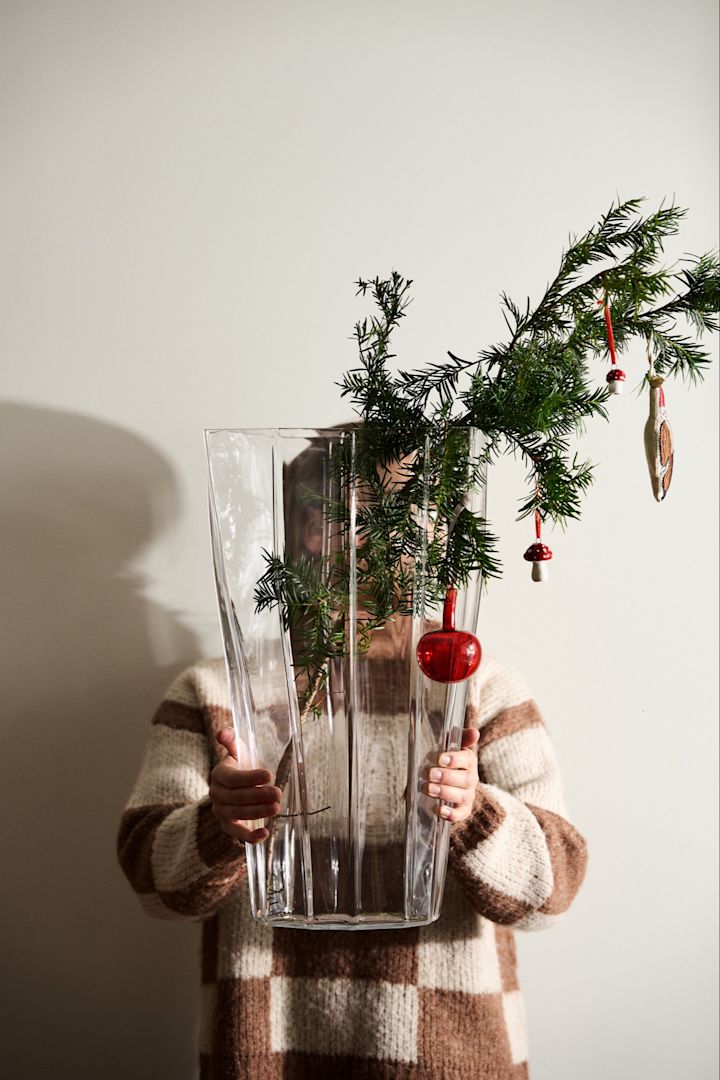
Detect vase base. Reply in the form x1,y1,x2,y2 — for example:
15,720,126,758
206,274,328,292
261,911,441,931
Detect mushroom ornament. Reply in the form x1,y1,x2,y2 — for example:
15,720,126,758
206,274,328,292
523,541,553,582
522,466,553,581
644,336,674,501
606,367,626,394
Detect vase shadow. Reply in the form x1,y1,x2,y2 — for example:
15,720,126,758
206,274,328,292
0,401,205,1079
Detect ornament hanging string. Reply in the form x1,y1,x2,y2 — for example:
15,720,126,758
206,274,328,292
598,286,626,393
600,288,619,367
522,456,552,579
415,451,482,684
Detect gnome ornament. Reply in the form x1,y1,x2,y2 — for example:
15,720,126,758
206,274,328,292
643,334,674,501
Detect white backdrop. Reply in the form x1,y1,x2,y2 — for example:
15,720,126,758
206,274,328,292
1,2,717,1078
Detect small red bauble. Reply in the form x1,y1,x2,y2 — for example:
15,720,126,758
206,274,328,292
416,587,482,684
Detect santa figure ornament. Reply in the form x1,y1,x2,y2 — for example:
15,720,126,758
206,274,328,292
643,333,674,501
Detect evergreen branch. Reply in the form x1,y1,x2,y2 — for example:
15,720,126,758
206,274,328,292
255,198,718,689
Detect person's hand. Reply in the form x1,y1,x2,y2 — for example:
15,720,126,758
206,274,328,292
420,727,480,824
209,728,282,845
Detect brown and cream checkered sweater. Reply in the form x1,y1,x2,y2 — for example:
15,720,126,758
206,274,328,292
117,653,588,1079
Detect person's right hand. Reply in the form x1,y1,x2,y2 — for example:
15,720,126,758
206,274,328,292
209,728,282,844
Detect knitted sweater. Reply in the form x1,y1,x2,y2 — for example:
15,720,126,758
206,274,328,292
117,653,588,1080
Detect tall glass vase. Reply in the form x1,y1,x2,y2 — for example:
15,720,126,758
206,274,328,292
205,427,487,930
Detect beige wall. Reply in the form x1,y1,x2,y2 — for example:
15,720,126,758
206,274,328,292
1,2,717,1077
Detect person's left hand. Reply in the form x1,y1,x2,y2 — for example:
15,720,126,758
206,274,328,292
420,727,480,824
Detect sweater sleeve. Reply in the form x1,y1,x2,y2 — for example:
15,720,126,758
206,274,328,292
116,665,247,921
447,658,588,931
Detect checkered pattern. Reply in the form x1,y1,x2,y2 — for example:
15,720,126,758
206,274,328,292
117,654,588,1079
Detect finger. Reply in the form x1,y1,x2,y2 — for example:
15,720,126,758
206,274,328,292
461,727,480,750
434,801,472,824
220,821,270,844
213,795,281,821
211,784,283,807
216,727,238,759
212,763,274,789
219,801,281,822
421,781,471,807
424,765,472,790
433,748,476,771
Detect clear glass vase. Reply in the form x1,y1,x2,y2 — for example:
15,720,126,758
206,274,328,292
205,427,487,930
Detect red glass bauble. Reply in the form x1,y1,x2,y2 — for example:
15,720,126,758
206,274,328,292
416,587,482,684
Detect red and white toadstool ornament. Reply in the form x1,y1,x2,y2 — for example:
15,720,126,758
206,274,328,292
524,540,553,581
523,467,553,581
601,289,627,394
606,367,626,394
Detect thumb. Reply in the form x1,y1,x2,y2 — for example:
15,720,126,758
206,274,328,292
216,727,238,760
460,726,480,750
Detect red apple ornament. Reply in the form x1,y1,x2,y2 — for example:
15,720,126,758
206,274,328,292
416,587,482,683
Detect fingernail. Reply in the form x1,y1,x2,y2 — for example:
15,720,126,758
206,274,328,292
440,806,452,818
430,768,442,781
439,754,451,766
428,784,440,796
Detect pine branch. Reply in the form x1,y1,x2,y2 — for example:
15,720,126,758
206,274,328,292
255,199,718,689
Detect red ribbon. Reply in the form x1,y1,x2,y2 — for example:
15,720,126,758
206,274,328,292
602,292,618,367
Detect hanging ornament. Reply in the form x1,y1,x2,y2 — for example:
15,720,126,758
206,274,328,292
416,586,482,683
524,540,552,580
600,288,626,394
523,467,552,581
643,332,674,501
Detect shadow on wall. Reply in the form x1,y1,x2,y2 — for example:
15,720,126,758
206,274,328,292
0,402,204,1080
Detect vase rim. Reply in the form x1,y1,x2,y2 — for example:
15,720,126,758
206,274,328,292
204,427,357,437
204,425,486,437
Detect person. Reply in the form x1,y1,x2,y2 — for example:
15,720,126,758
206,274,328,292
117,644,588,1079
118,435,588,1077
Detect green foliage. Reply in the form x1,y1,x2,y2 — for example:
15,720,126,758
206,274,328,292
255,199,719,696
